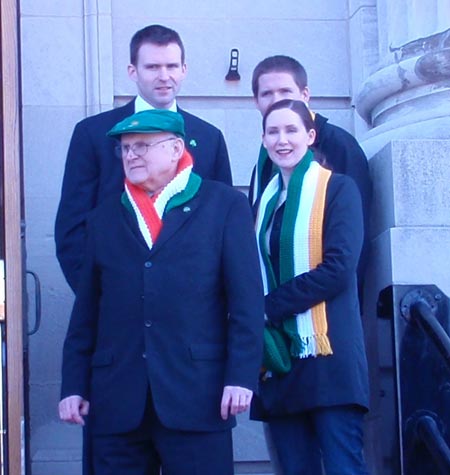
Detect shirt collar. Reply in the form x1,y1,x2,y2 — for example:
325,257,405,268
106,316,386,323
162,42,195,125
134,95,178,113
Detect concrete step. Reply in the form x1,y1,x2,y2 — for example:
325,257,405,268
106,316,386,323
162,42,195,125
234,460,273,473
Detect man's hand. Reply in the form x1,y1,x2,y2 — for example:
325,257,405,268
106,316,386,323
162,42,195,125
58,395,90,426
220,385,253,420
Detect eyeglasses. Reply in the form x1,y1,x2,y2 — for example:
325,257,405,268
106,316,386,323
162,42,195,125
114,137,177,158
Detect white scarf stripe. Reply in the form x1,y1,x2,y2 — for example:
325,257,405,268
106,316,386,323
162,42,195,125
293,163,321,357
154,165,192,216
255,176,280,297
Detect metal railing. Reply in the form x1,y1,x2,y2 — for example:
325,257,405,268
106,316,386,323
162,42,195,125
377,285,450,475
401,289,450,475
409,298,450,371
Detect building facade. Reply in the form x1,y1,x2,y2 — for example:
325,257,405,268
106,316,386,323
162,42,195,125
17,1,450,473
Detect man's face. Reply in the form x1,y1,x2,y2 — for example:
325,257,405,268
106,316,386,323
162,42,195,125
128,42,187,109
255,72,310,116
120,132,182,193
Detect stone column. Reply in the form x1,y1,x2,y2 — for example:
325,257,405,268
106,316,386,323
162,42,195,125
355,1,450,157
354,3,450,474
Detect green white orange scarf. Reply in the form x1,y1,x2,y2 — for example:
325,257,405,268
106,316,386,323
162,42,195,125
255,150,333,365
122,149,201,250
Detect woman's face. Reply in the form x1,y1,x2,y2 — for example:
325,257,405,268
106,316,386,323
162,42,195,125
262,108,316,176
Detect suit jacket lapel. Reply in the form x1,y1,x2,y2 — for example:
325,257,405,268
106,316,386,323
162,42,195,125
149,193,201,256
118,99,135,119
120,202,151,253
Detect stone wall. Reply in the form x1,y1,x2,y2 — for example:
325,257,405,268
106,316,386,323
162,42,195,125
20,1,373,473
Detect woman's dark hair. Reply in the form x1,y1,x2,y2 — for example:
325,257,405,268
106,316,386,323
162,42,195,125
262,99,315,134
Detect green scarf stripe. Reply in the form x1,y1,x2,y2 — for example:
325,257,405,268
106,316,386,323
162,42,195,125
121,192,134,214
256,145,269,199
256,145,279,202
263,325,292,373
279,149,313,285
258,174,283,291
278,150,313,356
165,172,202,214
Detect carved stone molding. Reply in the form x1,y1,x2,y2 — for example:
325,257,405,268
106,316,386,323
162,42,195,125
356,28,450,127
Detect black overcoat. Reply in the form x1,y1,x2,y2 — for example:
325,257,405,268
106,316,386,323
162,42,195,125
61,180,264,435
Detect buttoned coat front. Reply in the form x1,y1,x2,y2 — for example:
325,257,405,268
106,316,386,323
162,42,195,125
61,180,264,435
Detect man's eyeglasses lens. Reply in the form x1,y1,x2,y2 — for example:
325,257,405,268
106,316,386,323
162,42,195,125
115,137,176,158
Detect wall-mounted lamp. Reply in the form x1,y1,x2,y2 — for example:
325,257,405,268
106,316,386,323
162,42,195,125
225,48,240,81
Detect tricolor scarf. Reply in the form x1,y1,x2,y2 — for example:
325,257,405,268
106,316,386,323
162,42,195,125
122,149,201,250
255,150,333,366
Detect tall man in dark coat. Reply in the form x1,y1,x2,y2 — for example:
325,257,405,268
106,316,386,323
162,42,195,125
55,24,232,292
58,109,264,475
248,55,372,307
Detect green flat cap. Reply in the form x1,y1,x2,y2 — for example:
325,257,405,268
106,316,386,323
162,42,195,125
107,109,185,138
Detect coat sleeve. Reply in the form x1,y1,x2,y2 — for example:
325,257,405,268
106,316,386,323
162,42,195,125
265,175,363,324
54,120,100,292
60,215,100,400
221,193,264,391
319,127,372,301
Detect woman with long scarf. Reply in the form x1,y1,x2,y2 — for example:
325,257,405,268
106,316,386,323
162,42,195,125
250,99,369,475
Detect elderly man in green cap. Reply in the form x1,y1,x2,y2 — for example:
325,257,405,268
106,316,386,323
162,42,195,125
58,109,264,475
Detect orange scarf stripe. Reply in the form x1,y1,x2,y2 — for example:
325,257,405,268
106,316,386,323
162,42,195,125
308,167,333,354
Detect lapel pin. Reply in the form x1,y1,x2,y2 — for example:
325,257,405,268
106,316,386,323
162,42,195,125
189,139,197,147
183,206,191,213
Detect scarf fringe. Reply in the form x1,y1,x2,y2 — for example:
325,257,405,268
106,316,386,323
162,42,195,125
315,334,333,356
290,334,333,359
